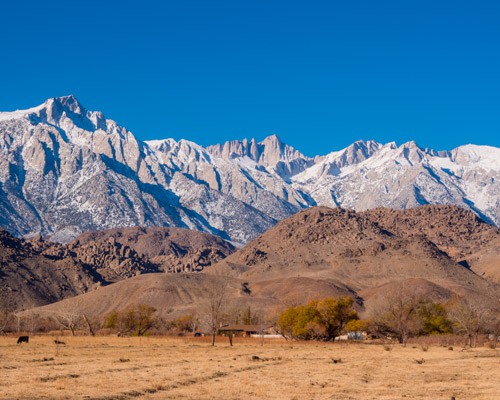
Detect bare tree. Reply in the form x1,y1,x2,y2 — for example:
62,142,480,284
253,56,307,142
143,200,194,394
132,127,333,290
12,311,38,334
0,297,16,335
48,300,86,336
53,311,82,336
483,282,500,347
0,309,13,335
448,297,485,348
82,313,101,336
199,272,232,346
367,285,424,345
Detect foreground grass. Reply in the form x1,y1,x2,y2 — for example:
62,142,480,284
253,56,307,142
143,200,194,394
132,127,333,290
0,335,498,399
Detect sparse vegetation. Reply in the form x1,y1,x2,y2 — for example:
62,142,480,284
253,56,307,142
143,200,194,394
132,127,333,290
448,297,485,347
171,314,198,335
366,288,458,345
104,304,159,336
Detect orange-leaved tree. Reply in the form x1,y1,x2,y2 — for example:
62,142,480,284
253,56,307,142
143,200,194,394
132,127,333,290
278,297,358,340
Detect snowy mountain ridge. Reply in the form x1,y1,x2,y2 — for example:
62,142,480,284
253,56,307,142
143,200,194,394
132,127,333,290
0,96,498,243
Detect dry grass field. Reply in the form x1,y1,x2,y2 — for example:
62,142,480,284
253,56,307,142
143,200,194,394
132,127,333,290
0,335,499,400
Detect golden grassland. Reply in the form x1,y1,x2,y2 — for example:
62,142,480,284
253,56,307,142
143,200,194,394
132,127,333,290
0,335,499,400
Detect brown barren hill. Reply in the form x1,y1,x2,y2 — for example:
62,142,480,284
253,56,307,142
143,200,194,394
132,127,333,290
217,206,499,306
30,273,271,320
363,205,500,282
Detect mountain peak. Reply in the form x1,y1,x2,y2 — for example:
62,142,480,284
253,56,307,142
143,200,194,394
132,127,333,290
55,94,79,102
260,133,282,144
207,134,305,165
401,140,421,149
46,95,85,115
0,95,86,123
346,140,383,152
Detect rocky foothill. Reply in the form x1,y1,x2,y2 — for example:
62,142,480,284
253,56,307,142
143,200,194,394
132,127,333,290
0,226,235,310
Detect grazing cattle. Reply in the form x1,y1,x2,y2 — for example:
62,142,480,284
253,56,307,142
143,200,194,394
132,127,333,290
17,336,29,344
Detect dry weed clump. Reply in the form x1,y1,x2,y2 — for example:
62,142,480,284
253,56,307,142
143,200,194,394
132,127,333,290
486,341,497,349
0,335,498,399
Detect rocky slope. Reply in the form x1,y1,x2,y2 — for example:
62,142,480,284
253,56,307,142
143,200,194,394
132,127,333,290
71,226,235,273
0,96,498,243
218,206,497,284
361,206,500,282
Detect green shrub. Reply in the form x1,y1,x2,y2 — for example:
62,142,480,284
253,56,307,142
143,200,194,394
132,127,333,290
104,304,158,336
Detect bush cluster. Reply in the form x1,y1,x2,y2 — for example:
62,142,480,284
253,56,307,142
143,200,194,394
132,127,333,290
278,297,358,340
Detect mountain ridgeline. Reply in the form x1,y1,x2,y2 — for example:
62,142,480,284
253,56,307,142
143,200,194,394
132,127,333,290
0,96,499,243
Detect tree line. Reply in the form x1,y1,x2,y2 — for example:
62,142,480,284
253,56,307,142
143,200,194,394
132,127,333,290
2,286,498,348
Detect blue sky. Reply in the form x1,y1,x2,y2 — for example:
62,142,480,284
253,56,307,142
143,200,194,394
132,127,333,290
0,0,498,156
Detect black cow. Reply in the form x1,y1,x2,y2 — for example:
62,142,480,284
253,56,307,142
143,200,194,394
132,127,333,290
17,335,29,344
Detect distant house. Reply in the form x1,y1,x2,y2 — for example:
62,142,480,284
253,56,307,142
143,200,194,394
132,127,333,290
335,331,367,341
219,324,273,337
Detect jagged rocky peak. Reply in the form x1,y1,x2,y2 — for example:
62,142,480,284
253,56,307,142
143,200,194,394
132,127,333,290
294,140,384,180
50,94,84,113
146,138,214,169
259,134,307,165
401,140,425,151
34,95,85,120
145,138,177,153
386,140,428,164
206,134,309,166
36,95,108,132
206,136,260,160
351,139,383,154
334,140,384,167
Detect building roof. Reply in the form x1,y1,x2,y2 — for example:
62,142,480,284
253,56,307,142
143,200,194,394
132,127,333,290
219,324,271,332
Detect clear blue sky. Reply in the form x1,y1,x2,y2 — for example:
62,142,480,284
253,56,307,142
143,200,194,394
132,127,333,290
1,0,498,156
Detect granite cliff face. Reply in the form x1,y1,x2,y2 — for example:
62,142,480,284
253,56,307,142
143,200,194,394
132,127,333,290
0,96,498,243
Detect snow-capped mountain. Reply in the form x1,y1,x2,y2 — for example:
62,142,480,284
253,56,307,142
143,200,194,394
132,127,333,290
0,96,498,243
